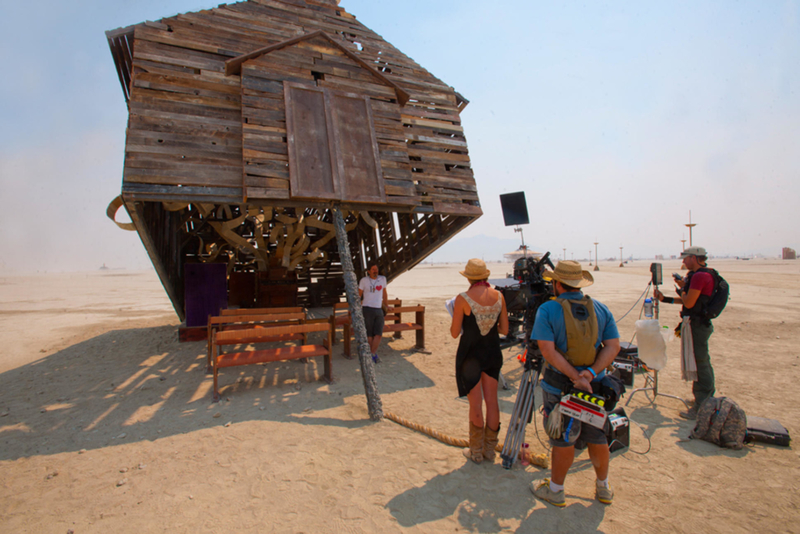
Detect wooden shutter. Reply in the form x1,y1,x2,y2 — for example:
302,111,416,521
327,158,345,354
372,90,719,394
284,82,385,203
329,92,385,203
284,84,337,200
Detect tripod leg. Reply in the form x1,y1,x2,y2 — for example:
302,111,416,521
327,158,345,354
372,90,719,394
499,371,509,390
501,369,539,469
501,370,530,468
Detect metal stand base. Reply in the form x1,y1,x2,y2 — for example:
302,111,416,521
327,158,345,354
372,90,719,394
500,366,540,469
625,368,689,409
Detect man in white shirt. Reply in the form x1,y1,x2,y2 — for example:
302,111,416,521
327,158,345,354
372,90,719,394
358,264,389,363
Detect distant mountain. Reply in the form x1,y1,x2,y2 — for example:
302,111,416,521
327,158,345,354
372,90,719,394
426,234,542,264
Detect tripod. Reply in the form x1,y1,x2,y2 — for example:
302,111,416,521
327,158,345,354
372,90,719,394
500,350,543,469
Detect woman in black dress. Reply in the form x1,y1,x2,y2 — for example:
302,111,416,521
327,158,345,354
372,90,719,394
450,259,509,463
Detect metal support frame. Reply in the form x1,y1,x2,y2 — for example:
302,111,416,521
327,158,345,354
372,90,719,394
625,283,689,409
500,356,541,469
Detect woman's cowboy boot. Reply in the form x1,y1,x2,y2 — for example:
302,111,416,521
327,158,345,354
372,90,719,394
462,421,484,463
483,423,501,462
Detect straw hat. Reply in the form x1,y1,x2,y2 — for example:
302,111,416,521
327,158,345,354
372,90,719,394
460,258,491,280
544,260,594,288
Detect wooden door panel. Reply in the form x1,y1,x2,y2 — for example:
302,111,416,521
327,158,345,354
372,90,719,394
329,93,385,203
285,84,337,199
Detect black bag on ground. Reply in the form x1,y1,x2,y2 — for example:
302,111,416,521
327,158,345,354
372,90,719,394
690,396,747,450
745,416,791,447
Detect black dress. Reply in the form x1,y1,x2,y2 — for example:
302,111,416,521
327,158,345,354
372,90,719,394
455,294,503,397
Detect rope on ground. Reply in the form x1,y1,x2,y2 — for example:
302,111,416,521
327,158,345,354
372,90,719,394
384,411,549,469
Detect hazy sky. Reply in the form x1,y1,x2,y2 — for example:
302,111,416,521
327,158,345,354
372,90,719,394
1,0,798,272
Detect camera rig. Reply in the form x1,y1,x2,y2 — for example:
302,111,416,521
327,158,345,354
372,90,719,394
491,251,555,468
493,251,555,356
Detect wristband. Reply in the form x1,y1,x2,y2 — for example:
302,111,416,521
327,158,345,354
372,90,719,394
586,367,597,378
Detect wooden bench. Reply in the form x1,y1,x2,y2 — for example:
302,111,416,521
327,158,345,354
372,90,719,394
206,311,308,373
210,321,333,402
330,299,403,344
219,306,305,316
342,305,425,358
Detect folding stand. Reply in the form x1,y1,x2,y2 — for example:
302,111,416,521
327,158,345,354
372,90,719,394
625,286,689,409
625,367,689,409
500,353,542,469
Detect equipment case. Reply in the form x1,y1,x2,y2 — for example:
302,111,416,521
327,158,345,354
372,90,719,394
746,416,791,447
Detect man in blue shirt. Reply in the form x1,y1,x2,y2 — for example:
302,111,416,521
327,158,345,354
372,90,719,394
530,261,620,507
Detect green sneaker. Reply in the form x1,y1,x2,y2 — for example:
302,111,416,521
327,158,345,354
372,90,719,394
531,478,566,507
596,480,614,505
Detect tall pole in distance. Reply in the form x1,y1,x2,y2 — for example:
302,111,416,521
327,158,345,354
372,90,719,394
593,242,599,272
681,238,687,251
589,250,592,266
619,246,624,267
563,248,566,261
685,211,697,247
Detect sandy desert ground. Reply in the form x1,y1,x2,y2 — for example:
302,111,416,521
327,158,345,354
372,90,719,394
1,258,799,533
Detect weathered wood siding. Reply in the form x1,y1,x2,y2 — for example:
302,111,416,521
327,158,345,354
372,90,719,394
109,0,480,214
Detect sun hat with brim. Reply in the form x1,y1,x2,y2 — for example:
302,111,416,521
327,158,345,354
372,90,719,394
544,260,594,288
460,258,491,280
680,246,707,258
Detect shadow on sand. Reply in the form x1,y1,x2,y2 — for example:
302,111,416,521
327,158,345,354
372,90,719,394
0,324,434,461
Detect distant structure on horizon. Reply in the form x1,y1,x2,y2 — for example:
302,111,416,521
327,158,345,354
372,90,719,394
783,247,796,260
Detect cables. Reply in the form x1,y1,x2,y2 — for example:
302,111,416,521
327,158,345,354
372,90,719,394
615,281,652,323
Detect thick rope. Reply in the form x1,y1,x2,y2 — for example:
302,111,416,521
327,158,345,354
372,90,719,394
384,411,548,469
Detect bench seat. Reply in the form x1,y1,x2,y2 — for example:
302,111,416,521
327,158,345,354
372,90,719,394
343,305,425,358
211,321,332,401
217,344,330,368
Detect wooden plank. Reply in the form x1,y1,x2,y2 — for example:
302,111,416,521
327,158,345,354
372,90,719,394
431,202,483,216
245,176,290,189
129,93,242,122
245,161,289,178
246,187,291,199
242,148,289,161
133,38,227,72
216,345,328,367
131,85,240,110
407,147,470,164
124,171,242,188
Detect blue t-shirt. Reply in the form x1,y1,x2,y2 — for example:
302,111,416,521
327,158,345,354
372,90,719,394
532,291,620,394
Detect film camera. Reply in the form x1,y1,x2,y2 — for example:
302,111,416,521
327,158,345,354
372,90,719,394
492,252,555,353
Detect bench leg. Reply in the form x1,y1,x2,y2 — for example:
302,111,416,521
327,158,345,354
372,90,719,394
323,353,332,383
343,323,352,359
206,327,212,373
416,310,425,350
212,349,220,402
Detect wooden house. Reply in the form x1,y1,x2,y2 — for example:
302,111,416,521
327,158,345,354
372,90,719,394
106,0,482,322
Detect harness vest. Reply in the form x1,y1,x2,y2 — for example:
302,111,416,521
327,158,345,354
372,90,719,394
555,295,599,366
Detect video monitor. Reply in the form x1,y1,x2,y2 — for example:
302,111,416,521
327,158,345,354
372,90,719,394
499,192,530,227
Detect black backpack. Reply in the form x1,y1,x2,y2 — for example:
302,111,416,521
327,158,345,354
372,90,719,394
698,268,729,320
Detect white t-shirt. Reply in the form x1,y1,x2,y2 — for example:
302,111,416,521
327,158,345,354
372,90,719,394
359,275,387,308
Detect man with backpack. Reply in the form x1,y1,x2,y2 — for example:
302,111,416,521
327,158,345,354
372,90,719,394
654,246,725,420
529,261,621,507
